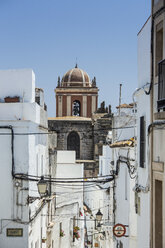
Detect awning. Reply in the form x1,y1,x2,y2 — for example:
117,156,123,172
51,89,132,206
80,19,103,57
110,137,135,148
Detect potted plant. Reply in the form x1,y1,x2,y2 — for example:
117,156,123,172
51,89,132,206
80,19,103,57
42,237,47,243
60,229,65,237
73,226,80,240
4,96,20,103
79,210,83,217
87,240,92,247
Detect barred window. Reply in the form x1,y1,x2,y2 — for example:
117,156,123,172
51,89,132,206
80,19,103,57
140,116,145,168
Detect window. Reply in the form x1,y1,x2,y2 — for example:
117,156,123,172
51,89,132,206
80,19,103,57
155,180,163,248
67,131,80,159
140,116,145,168
72,100,81,116
158,59,165,111
155,21,163,76
135,192,140,215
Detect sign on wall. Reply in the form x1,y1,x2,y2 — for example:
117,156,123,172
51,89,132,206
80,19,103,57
113,223,126,238
6,228,23,237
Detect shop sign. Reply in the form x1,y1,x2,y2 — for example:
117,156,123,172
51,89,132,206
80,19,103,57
6,228,23,237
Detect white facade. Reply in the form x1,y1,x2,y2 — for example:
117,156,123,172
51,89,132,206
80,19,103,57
111,107,137,248
135,17,151,248
0,69,49,248
84,146,114,248
50,151,84,248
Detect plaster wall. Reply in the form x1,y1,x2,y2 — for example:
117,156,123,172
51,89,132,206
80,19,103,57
112,110,137,248
84,146,113,248
0,121,49,248
0,102,47,127
99,146,112,176
52,151,84,248
0,69,35,103
136,16,151,248
0,69,49,248
136,91,151,248
137,17,151,88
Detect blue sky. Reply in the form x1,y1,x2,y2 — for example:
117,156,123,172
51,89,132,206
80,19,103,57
0,0,150,116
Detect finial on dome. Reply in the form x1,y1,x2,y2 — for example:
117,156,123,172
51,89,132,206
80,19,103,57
75,57,78,68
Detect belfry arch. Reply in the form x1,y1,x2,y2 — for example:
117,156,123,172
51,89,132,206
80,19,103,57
72,100,81,116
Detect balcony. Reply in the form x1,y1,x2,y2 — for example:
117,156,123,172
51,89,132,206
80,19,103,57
158,59,165,111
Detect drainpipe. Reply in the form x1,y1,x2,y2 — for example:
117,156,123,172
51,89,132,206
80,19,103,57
150,6,154,247
0,126,15,178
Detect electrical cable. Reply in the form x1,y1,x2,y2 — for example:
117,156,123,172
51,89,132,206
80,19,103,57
14,173,114,184
0,125,136,136
24,173,114,180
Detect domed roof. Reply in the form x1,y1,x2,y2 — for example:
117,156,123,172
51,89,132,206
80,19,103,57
61,65,91,87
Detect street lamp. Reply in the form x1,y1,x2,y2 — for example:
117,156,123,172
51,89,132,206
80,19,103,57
96,209,103,222
37,176,48,197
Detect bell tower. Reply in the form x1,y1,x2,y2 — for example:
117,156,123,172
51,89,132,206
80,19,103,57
55,65,99,117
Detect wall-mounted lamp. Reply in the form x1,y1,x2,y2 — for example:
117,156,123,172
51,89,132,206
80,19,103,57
96,209,103,222
37,176,48,197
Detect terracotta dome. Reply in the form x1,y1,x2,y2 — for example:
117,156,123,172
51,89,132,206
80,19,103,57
61,65,91,87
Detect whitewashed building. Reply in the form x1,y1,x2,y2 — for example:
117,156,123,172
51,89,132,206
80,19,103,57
0,69,49,248
110,105,137,248
133,16,151,248
49,150,84,248
84,145,114,248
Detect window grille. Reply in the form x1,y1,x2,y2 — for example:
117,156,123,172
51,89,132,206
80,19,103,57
140,116,145,168
158,59,165,111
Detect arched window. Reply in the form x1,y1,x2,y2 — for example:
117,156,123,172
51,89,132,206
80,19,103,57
72,100,81,116
67,131,80,159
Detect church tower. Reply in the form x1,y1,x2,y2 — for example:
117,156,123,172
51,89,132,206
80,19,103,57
49,65,112,177
55,65,99,117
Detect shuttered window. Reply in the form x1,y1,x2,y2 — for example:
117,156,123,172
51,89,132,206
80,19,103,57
140,116,145,168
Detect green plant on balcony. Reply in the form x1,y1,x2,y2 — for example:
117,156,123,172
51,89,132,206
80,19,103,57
60,230,65,237
73,226,80,240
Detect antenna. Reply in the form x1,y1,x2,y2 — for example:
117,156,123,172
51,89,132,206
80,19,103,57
119,83,122,116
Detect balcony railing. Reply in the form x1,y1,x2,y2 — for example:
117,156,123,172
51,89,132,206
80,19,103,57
158,59,165,111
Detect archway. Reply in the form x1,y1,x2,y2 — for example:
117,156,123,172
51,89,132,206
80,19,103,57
67,131,80,159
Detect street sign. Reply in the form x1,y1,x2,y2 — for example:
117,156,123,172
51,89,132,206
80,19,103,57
6,228,23,237
113,223,126,238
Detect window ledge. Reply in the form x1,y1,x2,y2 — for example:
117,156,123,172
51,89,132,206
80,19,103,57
154,112,165,120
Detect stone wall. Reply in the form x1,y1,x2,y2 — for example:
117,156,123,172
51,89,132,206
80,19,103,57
48,120,94,161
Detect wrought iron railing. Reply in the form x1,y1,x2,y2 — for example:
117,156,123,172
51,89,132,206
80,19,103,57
158,59,165,111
